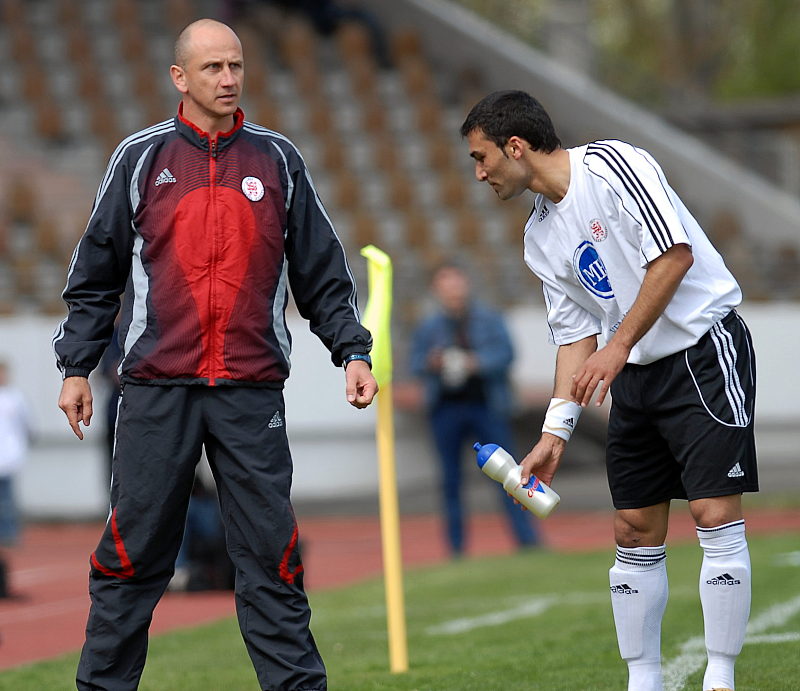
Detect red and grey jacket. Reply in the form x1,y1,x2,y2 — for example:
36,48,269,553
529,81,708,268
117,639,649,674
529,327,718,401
53,106,371,386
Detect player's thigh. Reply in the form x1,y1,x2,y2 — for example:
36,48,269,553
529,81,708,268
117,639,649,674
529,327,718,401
607,369,685,510
660,312,758,501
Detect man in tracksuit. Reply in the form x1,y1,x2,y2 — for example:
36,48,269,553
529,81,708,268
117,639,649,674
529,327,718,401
54,19,377,691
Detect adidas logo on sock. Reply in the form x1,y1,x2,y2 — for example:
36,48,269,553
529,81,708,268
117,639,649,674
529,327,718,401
155,168,177,186
268,411,283,429
727,462,744,478
706,572,741,586
609,583,639,594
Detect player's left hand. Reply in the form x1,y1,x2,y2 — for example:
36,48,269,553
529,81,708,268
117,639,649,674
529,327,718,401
571,340,629,407
345,360,379,408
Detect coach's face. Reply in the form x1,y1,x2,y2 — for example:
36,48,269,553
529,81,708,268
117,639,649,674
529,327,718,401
171,22,243,135
467,129,528,200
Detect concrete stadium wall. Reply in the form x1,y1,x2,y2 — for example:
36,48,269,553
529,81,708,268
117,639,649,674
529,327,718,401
1,304,796,519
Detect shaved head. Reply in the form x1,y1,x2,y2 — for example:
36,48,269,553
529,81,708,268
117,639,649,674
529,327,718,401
174,18,240,67
169,17,244,136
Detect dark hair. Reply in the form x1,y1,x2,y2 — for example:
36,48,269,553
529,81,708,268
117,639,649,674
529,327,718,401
460,90,561,153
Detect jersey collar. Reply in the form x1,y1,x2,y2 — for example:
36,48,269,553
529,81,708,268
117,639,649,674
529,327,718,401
175,103,245,153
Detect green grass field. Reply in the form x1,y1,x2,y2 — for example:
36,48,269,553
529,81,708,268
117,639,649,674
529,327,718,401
2,533,798,690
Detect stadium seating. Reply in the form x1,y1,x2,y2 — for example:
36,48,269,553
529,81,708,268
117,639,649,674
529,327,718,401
0,0,788,345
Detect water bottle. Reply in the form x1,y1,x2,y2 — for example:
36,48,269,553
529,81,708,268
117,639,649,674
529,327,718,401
473,442,561,518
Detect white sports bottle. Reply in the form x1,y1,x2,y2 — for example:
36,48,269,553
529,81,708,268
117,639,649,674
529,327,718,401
473,442,561,518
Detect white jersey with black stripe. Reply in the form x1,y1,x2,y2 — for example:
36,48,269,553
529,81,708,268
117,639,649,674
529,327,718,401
523,139,741,365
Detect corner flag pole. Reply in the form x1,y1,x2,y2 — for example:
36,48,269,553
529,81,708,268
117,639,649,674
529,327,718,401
360,245,408,674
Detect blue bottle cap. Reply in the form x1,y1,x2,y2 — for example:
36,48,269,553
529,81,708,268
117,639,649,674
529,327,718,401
473,442,501,469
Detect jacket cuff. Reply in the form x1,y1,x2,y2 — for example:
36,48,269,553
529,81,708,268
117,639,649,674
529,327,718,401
63,368,92,379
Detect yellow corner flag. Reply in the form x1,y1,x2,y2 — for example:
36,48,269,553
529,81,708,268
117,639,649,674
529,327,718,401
359,245,408,673
360,245,393,388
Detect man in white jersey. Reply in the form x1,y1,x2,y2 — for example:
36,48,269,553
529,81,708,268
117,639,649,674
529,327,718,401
460,90,758,691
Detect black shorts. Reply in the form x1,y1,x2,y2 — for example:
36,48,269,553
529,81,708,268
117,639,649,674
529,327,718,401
607,311,758,509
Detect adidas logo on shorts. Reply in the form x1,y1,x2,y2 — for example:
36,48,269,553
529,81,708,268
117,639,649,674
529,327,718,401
609,583,639,594
727,462,744,478
706,572,741,586
268,411,283,428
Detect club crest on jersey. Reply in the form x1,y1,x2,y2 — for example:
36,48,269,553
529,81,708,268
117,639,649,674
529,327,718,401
573,241,614,299
242,176,265,202
589,218,607,242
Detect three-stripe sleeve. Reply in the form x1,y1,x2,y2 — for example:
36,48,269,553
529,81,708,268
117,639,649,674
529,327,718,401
585,141,690,265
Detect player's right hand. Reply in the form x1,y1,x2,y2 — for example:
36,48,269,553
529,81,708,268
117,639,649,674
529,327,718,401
519,434,567,488
58,376,93,440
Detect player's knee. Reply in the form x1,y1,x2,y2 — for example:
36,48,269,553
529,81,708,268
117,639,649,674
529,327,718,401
614,511,665,548
689,495,743,529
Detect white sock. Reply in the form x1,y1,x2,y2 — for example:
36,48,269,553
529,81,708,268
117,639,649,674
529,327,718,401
698,520,751,691
609,545,668,691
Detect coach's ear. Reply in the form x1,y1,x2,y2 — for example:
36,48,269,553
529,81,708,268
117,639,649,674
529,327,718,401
171,64,188,94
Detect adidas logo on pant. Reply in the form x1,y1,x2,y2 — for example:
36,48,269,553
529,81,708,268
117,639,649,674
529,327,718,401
268,411,283,429
706,572,741,586
727,462,744,478
609,583,639,594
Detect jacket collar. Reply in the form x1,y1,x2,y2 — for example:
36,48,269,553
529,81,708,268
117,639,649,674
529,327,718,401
175,103,245,152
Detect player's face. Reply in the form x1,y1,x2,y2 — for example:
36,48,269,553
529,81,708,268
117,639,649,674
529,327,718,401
467,129,526,200
171,24,243,133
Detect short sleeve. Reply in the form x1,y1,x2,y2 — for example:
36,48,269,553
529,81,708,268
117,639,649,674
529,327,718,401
541,280,601,345
585,140,690,267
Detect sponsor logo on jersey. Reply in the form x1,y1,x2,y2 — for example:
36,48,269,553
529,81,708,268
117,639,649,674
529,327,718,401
242,176,265,202
538,203,550,222
573,241,614,299
155,168,176,186
589,218,607,242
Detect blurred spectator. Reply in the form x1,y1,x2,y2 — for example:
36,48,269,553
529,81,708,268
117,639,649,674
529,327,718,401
0,360,32,598
410,262,539,557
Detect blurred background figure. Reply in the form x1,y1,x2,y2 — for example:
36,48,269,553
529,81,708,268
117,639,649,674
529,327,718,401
410,262,539,558
0,360,32,598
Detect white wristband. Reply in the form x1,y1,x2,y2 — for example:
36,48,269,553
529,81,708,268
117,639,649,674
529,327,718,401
541,398,582,442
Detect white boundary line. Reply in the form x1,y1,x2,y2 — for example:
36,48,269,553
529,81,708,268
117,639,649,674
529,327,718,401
425,590,800,691
663,593,800,691
426,593,605,635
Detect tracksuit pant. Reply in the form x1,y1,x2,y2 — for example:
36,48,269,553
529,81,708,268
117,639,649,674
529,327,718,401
76,384,325,691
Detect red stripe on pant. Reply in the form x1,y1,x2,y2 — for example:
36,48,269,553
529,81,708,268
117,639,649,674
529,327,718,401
91,508,135,579
279,523,303,585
